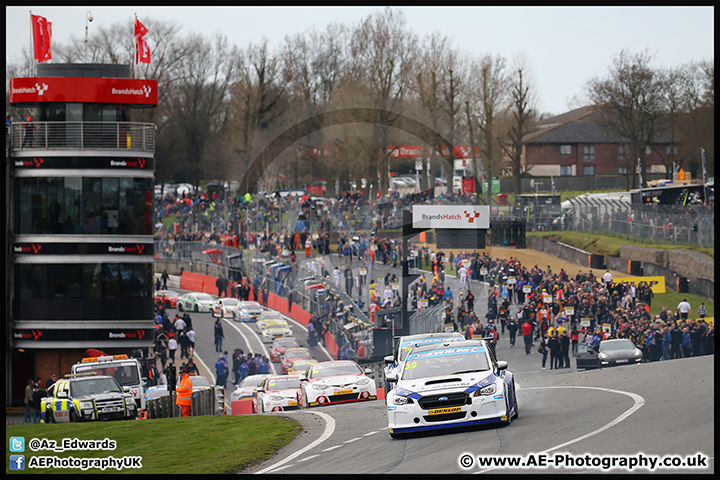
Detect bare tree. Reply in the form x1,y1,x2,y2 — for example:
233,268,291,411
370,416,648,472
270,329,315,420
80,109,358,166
470,54,508,204
585,49,665,190
349,7,417,197
675,60,714,178
500,56,538,195
441,51,470,186
231,39,287,193
413,32,452,192
656,66,685,179
164,32,238,189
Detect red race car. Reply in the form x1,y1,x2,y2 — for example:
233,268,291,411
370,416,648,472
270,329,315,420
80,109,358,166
270,337,300,363
154,290,180,309
281,347,313,374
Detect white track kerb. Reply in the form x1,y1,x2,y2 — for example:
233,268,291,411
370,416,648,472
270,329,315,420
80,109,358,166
254,410,336,474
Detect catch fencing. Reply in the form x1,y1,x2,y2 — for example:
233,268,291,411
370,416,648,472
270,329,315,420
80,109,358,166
521,198,714,249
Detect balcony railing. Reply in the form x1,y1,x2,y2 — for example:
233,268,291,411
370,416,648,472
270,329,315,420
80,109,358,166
10,121,155,153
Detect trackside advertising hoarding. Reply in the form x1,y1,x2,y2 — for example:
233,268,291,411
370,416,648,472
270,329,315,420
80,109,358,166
412,205,490,229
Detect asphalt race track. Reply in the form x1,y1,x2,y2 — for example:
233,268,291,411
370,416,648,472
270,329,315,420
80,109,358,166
244,354,714,475
162,276,713,475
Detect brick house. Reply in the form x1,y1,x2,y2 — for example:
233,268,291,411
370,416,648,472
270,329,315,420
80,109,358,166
520,105,673,178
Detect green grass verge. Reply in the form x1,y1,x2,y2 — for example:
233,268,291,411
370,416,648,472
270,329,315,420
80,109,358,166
649,292,714,319
6,415,302,475
528,231,714,259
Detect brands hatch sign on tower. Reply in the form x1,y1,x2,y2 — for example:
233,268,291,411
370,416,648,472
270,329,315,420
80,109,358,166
412,205,490,229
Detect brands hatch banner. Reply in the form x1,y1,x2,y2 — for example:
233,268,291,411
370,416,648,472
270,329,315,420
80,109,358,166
597,276,667,294
13,243,153,256
412,205,490,229
13,328,154,343
13,156,153,170
10,77,158,106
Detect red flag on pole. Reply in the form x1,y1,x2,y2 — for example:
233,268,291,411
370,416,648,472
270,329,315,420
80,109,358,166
135,19,151,64
31,14,52,62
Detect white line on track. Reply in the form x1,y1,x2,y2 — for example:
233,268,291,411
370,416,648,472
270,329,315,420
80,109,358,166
297,454,319,462
362,431,379,436
474,385,645,474
254,410,336,474
267,464,294,472
343,437,360,444
321,445,343,452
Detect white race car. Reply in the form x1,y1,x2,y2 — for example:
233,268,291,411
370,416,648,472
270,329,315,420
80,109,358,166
254,375,305,413
177,292,215,313
383,332,466,393
256,310,285,333
301,360,377,407
212,297,240,318
234,301,264,322
385,339,518,438
260,319,292,343
230,374,269,403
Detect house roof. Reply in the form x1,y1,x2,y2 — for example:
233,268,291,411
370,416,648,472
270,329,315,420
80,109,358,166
525,105,672,144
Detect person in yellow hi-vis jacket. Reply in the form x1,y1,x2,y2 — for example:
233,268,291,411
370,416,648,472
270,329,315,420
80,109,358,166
176,366,193,417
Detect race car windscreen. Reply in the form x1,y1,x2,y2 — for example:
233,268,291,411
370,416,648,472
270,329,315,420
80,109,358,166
70,377,123,396
266,321,288,329
275,338,299,348
285,349,311,360
265,377,301,390
310,362,362,379
402,346,491,380
599,340,636,352
398,336,466,362
74,364,140,387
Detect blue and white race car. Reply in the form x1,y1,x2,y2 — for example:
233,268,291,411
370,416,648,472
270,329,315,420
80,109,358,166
233,301,264,322
383,332,465,393
385,339,518,438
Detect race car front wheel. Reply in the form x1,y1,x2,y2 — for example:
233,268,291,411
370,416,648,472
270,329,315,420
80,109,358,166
502,385,512,425
511,380,519,419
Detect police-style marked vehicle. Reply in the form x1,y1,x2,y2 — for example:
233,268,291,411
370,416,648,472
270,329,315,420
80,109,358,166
385,339,518,438
301,360,377,407
383,332,466,393
41,374,138,423
71,354,145,413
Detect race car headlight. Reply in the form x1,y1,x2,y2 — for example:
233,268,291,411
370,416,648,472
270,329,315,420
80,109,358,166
79,401,94,410
269,395,284,401
356,378,370,386
598,353,608,359
634,349,642,357
474,384,496,397
312,384,329,391
393,396,414,405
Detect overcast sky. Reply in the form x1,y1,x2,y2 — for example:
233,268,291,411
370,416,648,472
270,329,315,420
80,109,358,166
6,6,714,116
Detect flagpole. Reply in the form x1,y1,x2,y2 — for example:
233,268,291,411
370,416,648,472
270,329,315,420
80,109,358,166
29,10,34,75
133,13,137,79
